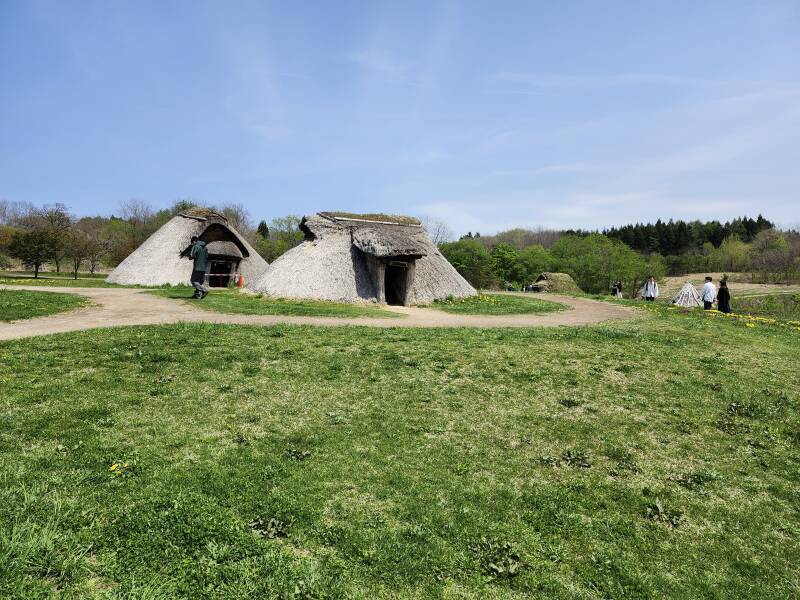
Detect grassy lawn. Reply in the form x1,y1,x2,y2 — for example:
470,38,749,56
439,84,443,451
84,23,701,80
0,275,131,288
3,271,108,279
1,310,797,598
733,292,800,319
432,293,567,315
150,288,401,318
0,289,89,321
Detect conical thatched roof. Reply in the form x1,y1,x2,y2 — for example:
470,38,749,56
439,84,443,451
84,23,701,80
250,213,475,304
672,281,702,307
532,272,581,293
107,212,268,286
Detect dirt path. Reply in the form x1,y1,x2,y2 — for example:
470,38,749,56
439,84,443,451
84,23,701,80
0,286,640,340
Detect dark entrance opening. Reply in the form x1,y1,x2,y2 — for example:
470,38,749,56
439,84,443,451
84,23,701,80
385,261,409,305
208,260,236,287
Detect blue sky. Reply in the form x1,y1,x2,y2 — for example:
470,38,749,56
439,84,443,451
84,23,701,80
1,1,798,234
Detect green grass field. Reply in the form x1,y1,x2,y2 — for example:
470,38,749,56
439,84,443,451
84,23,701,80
1,306,797,598
0,275,131,288
432,293,566,315
0,289,89,321
733,292,800,319
150,288,401,318
3,271,109,279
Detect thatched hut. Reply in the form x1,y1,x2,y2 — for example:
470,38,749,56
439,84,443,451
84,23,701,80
529,272,581,294
107,210,268,287
250,212,476,305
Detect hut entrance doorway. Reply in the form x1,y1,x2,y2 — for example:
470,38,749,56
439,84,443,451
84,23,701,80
208,260,237,287
385,261,409,305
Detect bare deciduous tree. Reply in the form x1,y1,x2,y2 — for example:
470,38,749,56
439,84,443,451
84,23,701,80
219,203,253,236
420,216,454,245
119,199,156,244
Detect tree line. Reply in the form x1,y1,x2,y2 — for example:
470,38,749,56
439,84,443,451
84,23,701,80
0,199,307,278
440,235,666,296
440,215,800,294
601,216,774,255
2,201,797,293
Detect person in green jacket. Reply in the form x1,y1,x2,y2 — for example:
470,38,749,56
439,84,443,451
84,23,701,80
189,236,209,298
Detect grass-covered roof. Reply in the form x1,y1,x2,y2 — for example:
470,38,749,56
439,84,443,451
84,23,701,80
320,212,421,226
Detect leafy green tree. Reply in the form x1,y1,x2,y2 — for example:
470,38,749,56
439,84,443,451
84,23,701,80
550,234,653,295
490,243,520,285
39,203,73,272
439,239,496,289
8,229,59,278
710,236,750,272
256,215,304,262
515,245,552,283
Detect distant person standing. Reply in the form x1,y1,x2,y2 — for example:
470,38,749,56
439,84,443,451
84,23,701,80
640,276,659,302
612,280,623,298
701,276,716,310
717,280,731,314
189,236,209,299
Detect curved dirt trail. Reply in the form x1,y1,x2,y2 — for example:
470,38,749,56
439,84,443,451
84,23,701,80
0,286,640,340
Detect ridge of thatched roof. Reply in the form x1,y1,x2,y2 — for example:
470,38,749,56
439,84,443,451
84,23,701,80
319,212,421,226
178,207,228,221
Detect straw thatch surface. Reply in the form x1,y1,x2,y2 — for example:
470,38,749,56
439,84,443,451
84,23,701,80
206,240,243,259
532,272,581,294
672,282,702,307
107,214,267,286
352,225,429,258
251,213,475,304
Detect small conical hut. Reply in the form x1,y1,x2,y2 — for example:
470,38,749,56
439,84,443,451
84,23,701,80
672,281,702,307
530,272,581,294
250,212,476,305
107,210,268,287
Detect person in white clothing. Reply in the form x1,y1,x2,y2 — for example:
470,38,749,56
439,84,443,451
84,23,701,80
640,276,659,301
701,276,717,310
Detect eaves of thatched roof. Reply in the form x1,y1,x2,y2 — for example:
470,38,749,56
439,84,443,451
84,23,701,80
207,240,243,259
351,224,428,258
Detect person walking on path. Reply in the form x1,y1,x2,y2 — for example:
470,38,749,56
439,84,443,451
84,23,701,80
189,236,209,299
717,280,731,314
640,276,659,302
701,276,717,310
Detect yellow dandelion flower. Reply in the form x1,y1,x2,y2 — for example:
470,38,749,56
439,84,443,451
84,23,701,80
745,323,755,328
110,463,118,471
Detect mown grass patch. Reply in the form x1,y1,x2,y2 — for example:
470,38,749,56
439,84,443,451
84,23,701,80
150,288,400,318
0,289,89,321
0,309,797,597
431,293,566,315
